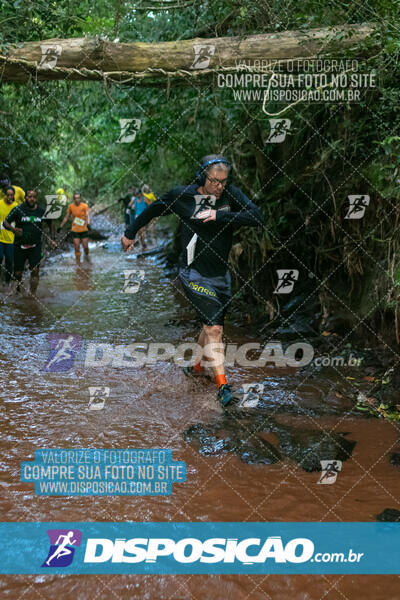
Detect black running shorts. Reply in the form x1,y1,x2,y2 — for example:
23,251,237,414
14,244,42,272
178,266,231,326
72,231,89,239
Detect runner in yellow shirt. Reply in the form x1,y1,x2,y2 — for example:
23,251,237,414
59,192,90,263
0,174,25,205
0,186,19,284
142,184,156,205
142,184,157,239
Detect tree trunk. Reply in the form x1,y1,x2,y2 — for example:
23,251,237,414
0,24,376,86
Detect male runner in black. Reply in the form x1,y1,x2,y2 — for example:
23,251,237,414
121,155,264,406
4,189,55,294
118,187,136,226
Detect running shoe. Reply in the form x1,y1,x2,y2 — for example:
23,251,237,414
217,383,234,407
183,366,212,380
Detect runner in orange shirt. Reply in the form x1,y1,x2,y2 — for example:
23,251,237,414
59,192,90,263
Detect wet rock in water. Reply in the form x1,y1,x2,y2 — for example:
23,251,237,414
389,453,400,467
184,419,281,464
184,424,234,456
243,373,358,417
376,508,400,522
276,315,318,336
136,241,169,257
280,293,311,315
274,426,356,472
184,411,355,470
88,228,109,240
239,436,281,464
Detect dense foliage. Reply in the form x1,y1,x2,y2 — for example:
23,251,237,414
0,0,399,341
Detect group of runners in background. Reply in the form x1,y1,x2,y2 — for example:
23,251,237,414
0,175,91,293
0,175,158,294
118,184,157,251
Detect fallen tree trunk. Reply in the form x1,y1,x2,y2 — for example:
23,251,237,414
0,24,377,86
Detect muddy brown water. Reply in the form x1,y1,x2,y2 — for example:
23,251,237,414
1,218,400,599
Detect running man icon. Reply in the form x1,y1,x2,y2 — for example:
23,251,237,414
273,269,299,294
345,195,370,219
192,194,216,219
317,460,342,485
267,118,291,143
46,532,76,566
42,334,82,372
42,529,82,567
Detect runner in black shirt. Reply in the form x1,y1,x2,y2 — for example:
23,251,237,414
118,187,136,226
121,155,264,406
4,189,56,294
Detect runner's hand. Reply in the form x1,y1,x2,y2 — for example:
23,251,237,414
14,227,23,236
121,235,135,252
196,209,216,222
50,240,57,249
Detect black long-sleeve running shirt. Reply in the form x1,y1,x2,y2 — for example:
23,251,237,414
124,183,264,277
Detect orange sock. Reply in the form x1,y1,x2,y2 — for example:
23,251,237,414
193,363,204,372
216,374,227,388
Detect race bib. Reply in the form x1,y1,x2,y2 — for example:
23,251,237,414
186,233,198,265
73,217,85,227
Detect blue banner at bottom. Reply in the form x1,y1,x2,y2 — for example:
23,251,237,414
1,522,399,574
